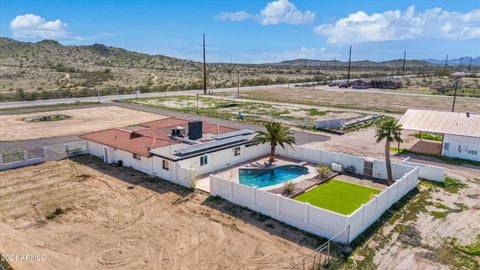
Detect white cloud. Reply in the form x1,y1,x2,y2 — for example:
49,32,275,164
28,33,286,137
216,0,315,25
10,14,79,40
315,6,480,44
215,11,251,22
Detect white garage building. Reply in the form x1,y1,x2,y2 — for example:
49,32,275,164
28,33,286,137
399,109,480,162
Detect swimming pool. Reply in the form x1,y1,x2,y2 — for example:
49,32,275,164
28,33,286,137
239,165,309,188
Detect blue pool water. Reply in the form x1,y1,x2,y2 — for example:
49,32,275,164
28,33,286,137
239,165,309,188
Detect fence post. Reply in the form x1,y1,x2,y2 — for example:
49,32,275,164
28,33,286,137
0,154,3,164
229,181,233,199
252,188,256,208
209,174,214,194
304,203,310,224
361,204,365,225
42,147,48,161
65,144,70,158
276,194,281,214
23,150,28,161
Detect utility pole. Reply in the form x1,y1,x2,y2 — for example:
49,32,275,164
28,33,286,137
452,78,459,112
444,54,448,70
469,57,472,72
401,50,407,78
203,33,207,95
237,71,240,97
347,45,352,83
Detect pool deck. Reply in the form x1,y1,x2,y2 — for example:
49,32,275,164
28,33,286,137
196,155,317,193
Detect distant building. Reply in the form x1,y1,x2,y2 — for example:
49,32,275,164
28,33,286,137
398,109,480,162
451,72,465,79
351,79,371,89
351,78,402,89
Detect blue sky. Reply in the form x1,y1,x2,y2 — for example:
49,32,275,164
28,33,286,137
1,0,480,63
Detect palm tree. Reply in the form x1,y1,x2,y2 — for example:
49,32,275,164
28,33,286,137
375,117,403,186
251,122,296,163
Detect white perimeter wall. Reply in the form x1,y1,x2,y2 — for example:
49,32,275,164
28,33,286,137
277,145,443,182
400,159,445,182
211,163,420,244
443,134,480,162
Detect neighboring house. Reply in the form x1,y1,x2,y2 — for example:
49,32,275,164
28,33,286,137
351,79,371,89
351,78,402,89
398,109,480,162
370,78,402,89
80,117,267,182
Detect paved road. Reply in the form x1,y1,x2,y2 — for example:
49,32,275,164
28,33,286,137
0,102,329,151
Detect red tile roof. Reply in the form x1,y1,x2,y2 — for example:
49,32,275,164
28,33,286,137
81,118,238,157
141,118,188,129
80,128,177,157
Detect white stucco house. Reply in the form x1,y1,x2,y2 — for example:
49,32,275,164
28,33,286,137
399,109,480,162
80,118,268,187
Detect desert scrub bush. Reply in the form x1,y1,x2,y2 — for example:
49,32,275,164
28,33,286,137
283,181,295,195
317,164,332,178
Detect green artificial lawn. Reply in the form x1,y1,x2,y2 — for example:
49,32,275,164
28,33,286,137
294,179,381,215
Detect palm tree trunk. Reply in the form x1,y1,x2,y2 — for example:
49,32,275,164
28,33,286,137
269,143,276,163
385,140,393,186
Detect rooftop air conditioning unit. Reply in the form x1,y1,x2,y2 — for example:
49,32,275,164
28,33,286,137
171,126,186,137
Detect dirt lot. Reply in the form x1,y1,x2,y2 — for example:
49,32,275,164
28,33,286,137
241,88,480,114
0,157,317,270
0,106,163,141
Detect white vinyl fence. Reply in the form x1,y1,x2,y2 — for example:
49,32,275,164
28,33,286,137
210,166,419,244
210,145,424,243
276,146,444,182
0,141,88,171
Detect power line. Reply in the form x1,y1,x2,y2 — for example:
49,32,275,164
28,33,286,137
347,45,352,83
203,33,207,95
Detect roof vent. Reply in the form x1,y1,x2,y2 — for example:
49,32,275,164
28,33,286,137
466,112,471,118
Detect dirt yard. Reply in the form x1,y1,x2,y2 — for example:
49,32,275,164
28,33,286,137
0,157,318,270
0,106,164,141
241,88,480,114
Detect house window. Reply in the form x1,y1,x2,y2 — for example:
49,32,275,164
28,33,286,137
200,155,208,166
458,145,462,153
443,142,449,151
468,150,478,155
133,153,141,160
233,147,241,156
162,159,170,171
